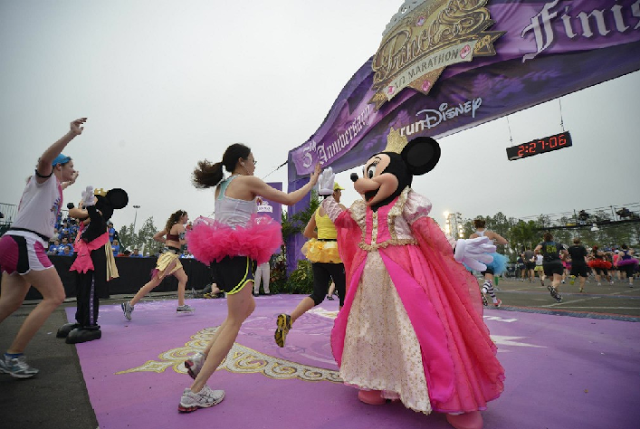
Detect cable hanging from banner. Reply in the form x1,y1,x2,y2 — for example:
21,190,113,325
506,115,513,144
261,160,288,180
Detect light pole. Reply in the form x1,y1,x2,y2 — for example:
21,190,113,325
133,205,141,233
443,211,450,236
444,211,464,238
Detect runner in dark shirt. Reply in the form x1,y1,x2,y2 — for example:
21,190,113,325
567,238,589,293
535,232,568,302
523,248,535,282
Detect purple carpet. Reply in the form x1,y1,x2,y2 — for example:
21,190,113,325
66,295,640,429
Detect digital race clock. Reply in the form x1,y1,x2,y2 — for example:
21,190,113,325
506,131,572,161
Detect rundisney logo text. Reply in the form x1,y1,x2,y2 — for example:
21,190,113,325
399,97,482,136
522,0,640,62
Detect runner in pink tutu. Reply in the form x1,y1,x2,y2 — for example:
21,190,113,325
177,143,320,412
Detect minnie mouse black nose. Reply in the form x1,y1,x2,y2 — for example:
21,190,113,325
350,173,359,182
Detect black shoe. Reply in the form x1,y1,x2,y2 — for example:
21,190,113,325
252,293,259,297
547,285,560,301
56,323,80,338
66,326,102,344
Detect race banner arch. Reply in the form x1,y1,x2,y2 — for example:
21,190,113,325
285,0,640,270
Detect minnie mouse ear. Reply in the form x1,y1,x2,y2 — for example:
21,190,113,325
106,188,129,210
401,137,441,176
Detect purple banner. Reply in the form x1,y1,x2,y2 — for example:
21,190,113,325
288,0,640,181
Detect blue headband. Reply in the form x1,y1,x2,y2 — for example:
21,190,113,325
52,154,71,166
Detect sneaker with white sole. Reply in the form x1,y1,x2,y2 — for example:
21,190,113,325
0,354,39,379
178,385,225,412
184,352,205,379
177,304,194,313
121,302,134,321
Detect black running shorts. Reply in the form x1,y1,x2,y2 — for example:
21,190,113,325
209,256,256,295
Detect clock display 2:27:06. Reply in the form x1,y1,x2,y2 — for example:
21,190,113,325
506,131,572,160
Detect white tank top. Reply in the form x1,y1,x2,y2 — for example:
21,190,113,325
214,175,257,229
10,174,63,241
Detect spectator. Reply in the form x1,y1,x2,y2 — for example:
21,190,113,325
107,221,118,243
111,239,120,257
61,245,73,257
130,248,143,258
58,226,69,241
48,239,60,255
57,237,74,255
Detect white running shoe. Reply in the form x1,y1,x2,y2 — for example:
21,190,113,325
0,354,39,379
121,302,134,321
184,352,205,379
177,304,195,313
178,385,225,412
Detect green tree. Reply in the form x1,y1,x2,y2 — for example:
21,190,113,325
118,223,135,250
118,216,160,255
137,216,160,256
508,220,539,252
281,191,321,242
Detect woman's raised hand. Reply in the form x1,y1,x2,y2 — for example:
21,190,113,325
309,163,322,185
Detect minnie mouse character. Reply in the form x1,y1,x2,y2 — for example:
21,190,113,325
318,129,504,429
57,186,128,344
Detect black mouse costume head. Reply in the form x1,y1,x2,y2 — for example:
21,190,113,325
94,188,129,221
351,128,440,211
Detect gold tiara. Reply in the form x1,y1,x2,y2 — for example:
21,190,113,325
93,188,107,197
383,127,408,154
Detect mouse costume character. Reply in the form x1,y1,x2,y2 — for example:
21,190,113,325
57,186,128,344
319,129,504,429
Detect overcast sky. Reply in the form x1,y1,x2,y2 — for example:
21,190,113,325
1,1,639,234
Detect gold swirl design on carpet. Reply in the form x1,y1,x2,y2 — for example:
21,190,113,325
115,325,342,383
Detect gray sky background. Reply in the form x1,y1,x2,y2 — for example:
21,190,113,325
1,1,639,235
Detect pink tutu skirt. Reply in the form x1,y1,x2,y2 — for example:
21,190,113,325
186,215,282,265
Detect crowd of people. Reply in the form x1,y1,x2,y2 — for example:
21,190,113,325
516,240,638,292
46,214,199,259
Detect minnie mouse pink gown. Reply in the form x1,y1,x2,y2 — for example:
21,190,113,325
323,188,505,414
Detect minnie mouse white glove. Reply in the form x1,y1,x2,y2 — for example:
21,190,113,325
317,167,335,196
454,236,496,272
82,186,95,207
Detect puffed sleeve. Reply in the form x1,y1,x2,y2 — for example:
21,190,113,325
403,189,432,225
321,196,346,223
